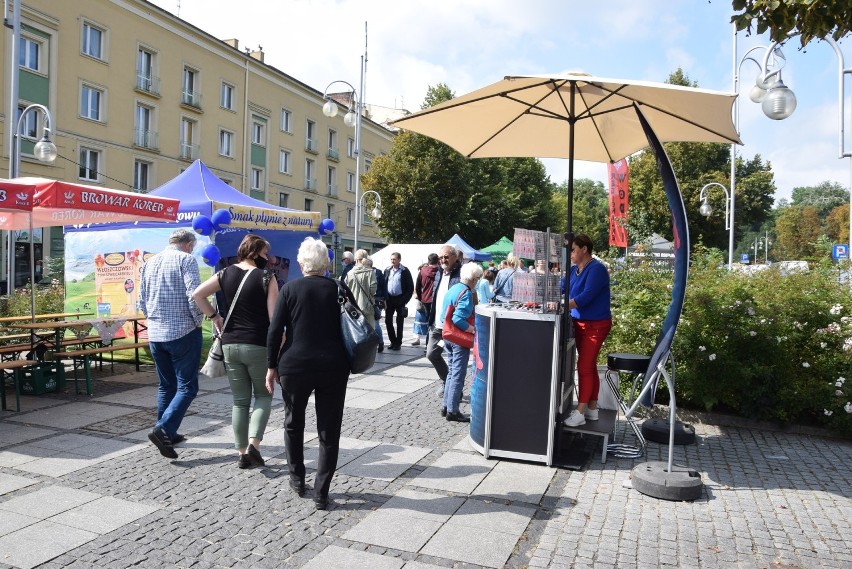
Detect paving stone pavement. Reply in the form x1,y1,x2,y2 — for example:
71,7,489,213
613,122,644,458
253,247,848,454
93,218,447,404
1,344,850,568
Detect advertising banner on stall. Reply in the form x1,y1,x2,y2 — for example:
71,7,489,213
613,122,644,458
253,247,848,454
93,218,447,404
608,159,629,247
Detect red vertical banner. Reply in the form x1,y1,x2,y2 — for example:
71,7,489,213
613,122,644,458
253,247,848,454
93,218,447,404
608,159,629,247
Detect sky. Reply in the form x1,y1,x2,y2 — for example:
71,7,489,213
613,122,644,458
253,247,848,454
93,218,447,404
150,0,851,204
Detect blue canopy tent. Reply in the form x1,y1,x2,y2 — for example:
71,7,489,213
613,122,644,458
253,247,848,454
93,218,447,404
63,161,320,316
445,233,492,262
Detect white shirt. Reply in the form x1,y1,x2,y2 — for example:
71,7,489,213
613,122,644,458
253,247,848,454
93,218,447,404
433,272,452,330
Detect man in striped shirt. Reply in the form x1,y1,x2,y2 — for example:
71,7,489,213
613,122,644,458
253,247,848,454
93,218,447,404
139,228,205,459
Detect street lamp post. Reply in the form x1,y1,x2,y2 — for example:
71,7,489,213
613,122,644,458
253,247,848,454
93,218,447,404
746,32,851,272
7,104,57,303
358,190,382,236
322,24,368,251
698,182,733,267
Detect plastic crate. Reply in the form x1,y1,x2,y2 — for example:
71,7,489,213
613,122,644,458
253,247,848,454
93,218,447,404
20,362,58,395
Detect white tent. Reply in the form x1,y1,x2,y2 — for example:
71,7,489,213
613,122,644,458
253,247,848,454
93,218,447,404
371,243,443,272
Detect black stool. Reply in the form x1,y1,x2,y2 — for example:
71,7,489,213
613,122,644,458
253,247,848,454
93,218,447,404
605,352,651,458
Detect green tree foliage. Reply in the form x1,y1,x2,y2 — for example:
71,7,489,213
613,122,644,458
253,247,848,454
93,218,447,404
363,84,560,246
731,0,852,47
791,181,850,217
553,179,609,250
775,205,822,260
625,69,775,250
825,204,850,244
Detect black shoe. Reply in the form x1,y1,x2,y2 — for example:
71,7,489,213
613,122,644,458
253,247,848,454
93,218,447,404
446,411,470,423
238,454,252,469
289,477,306,497
441,406,447,417
172,433,186,445
313,494,329,510
247,444,265,467
377,345,384,353
148,428,178,459
389,344,401,351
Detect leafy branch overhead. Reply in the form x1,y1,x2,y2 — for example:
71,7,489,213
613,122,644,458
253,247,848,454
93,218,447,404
731,0,852,47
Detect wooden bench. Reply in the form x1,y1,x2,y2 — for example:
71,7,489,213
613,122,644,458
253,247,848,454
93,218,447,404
0,335,104,363
0,360,38,412
0,333,34,344
56,342,150,395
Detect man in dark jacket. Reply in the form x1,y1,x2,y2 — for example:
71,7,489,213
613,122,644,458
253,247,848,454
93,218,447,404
427,245,462,397
383,252,414,350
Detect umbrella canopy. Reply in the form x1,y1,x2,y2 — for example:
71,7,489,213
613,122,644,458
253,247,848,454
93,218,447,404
12,177,180,229
0,180,36,230
390,73,741,161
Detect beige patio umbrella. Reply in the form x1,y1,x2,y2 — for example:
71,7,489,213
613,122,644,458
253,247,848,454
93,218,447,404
390,72,742,230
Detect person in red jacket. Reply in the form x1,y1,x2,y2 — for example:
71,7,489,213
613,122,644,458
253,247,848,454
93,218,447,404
411,253,439,346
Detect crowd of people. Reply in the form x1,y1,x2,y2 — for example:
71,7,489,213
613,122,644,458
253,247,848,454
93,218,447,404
139,231,610,511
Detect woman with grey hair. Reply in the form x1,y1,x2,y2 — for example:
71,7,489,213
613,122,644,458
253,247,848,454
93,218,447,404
265,237,353,510
436,261,483,422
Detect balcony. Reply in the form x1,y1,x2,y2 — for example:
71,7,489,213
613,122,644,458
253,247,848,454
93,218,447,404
305,138,317,153
181,90,202,110
304,177,317,191
134,129,159,150
179,142,199,161
135,73,160,96
327,184,338,197
327,147,340,161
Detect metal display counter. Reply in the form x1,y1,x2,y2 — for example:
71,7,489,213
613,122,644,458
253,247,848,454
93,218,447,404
469,305,571,465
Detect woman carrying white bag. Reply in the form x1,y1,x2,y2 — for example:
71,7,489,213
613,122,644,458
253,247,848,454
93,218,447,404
193,234,279,469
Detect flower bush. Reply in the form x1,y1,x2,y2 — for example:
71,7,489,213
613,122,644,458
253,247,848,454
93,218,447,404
606,247,851,436
0,280,66,317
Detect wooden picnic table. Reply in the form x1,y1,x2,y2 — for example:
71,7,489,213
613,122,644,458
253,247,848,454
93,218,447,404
0,312,94,325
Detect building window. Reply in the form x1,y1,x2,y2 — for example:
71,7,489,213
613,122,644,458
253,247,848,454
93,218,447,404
327,165,336,196
79,148,100,181
364,157,373,173
305,158,316,190
220,82,235,111
279,149,291,174
134,159,152,192
135,104,157,149
279,192,289,208
19,36,41,72
80,85,103,121
82,22,104,60
136,47,158,94
182,67,201,108
251,168,263,191
281,108,292,133
305,198,313,212
327,129,339,160
251,119,265,146
305,119,316,152
180,117,198,160
346,171,355,193
327,204,335,219
346,207,354,227
347,137,355,158
219,129,234,157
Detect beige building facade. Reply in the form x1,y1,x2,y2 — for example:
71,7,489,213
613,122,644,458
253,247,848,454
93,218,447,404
1,0,393,287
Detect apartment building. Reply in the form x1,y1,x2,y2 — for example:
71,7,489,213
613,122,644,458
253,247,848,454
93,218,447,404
1,0,393,287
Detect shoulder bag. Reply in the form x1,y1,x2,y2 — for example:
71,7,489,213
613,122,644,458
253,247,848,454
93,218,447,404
442,287,475,349
200,267,254,379
336,280,380,373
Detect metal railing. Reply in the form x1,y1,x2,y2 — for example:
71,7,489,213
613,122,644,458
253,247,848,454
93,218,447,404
181,90,202,109
304,177,317,191
179,142,199,161
134,129,159,150
135,73,160,95
327,147,339,161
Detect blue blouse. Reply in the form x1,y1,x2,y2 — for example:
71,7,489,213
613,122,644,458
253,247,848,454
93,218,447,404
569,259,611,320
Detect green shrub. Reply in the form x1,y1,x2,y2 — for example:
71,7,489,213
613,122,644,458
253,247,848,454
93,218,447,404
0,279,66,317
606,249,851,435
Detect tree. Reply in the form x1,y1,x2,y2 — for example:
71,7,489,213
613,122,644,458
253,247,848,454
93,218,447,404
422,83,454,109
731,0,852,47
774,205,822,260
824,204,850,244
553,178,609,251
791,181,850,218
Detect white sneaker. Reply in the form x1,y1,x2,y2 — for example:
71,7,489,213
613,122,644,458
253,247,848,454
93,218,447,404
584,408,599,421
563,410,586,427
410,338,421,346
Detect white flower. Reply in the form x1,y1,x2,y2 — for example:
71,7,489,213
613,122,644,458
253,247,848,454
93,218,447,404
747,307,755,316
829,304,843,315
844,338,852,352
824,409,833,416
836,390,844,397
820,342,828,348
802,362,810,368
709,354,717,361
845,402,852,414
698,346,706,351
838,377,847,384
749,331,757,337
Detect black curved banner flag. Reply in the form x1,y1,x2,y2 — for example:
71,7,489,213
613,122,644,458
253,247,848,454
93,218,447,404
634,105,690,406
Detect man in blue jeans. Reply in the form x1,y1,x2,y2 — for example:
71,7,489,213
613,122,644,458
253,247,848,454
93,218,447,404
139,229,211,459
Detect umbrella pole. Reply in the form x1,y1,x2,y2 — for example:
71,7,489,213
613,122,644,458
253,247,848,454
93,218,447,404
29,215,35,322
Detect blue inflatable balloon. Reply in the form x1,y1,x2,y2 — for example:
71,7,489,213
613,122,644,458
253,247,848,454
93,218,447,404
201,244,221,267
328,248,335,261
192,216,214,236
319,218,335,235
211,208,233,231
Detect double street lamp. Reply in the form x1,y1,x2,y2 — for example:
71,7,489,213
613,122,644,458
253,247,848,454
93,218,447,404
7,103,57,298
698,182,733,268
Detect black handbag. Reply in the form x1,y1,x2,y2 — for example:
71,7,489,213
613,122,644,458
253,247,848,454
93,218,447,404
336,281,380,373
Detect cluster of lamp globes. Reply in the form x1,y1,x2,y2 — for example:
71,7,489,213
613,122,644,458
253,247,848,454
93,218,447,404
191,209,338,267
748,73,797,120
